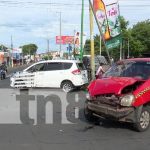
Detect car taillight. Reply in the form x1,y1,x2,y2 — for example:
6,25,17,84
72,69,81,75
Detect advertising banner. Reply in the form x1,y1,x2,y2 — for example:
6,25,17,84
74,32,87,55
93,0,122,49
74,32,80,55
56,36,74,45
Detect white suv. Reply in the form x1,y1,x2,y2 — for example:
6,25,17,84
10,60,88,92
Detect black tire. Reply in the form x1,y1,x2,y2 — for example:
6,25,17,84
84,101,99,123
61,81,74,93
76,86,81,90
134,107,150,132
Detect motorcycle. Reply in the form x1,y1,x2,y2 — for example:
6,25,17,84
0,69,6,80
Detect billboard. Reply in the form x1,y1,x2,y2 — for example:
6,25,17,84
93,0,122,49
56,36,74,44
13,48,22,53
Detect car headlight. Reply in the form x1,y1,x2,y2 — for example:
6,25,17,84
86,93,91,100
120,94,135,106
86,92,96,101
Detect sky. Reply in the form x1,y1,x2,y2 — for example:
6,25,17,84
0,0,150,53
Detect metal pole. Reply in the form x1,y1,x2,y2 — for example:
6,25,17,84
73,29,76,59
47,39,50,59
89,0,111,64
120,41,122,60
100,35,102,56
127,38,130,58
80,0,84,61
60,12,62,58
89,4,95,80
22,53,24,65
11,35,14,67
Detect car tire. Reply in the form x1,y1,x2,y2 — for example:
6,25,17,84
134,107,150,132
84,101,99,123
61,81,74,93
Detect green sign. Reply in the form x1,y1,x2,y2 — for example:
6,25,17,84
106,35,122,49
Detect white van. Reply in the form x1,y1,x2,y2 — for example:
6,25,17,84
10,60,88,92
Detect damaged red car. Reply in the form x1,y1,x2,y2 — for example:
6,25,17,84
85,58,150,131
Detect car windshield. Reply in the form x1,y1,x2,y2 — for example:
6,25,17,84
103,60,150,80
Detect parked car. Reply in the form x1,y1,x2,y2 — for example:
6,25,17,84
10,60,88,92
85,58,150,131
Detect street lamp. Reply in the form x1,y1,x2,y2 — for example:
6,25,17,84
56,12,62,58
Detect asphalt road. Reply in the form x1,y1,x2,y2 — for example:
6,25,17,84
0,66,150,150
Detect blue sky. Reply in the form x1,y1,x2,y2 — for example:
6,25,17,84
0,0,150,53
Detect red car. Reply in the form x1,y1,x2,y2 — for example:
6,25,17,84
85,58,150,131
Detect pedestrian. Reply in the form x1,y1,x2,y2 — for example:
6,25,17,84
96,63,105,79
1,62,7,72
110,57,114,65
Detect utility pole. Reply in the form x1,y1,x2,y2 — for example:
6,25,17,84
120,41,122,60
80,0,84,61
47,39,50,59
100,35,102,56
58,12,62,58
89,3,95,80
127,38,130,58
89,0,111,64
11,35,14,67
73,29,76,59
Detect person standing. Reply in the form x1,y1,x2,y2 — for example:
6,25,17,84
110,57,114,65
96,63,105,79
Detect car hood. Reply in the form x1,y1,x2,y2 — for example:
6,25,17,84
11,71,31,77
88,77,140,96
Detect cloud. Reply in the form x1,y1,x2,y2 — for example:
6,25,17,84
0,0,149,52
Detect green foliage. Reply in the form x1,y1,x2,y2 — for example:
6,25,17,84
131,20,150,53
84,17,150,60
0,45,8,51
21,44,38,55
42,55,52,60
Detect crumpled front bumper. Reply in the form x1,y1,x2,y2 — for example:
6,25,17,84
87,101,135,121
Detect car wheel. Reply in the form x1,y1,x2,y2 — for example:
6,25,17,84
84,101,99,123
134,107,150,132
61,81,74,93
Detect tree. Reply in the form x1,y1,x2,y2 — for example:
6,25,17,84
84,16,129,60
84,17,150,60
131,20,150,53
21,44,38,55
0,45,8,52
42,55,52,60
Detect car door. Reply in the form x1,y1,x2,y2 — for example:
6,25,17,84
43,62,64,87
32,63,48,87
